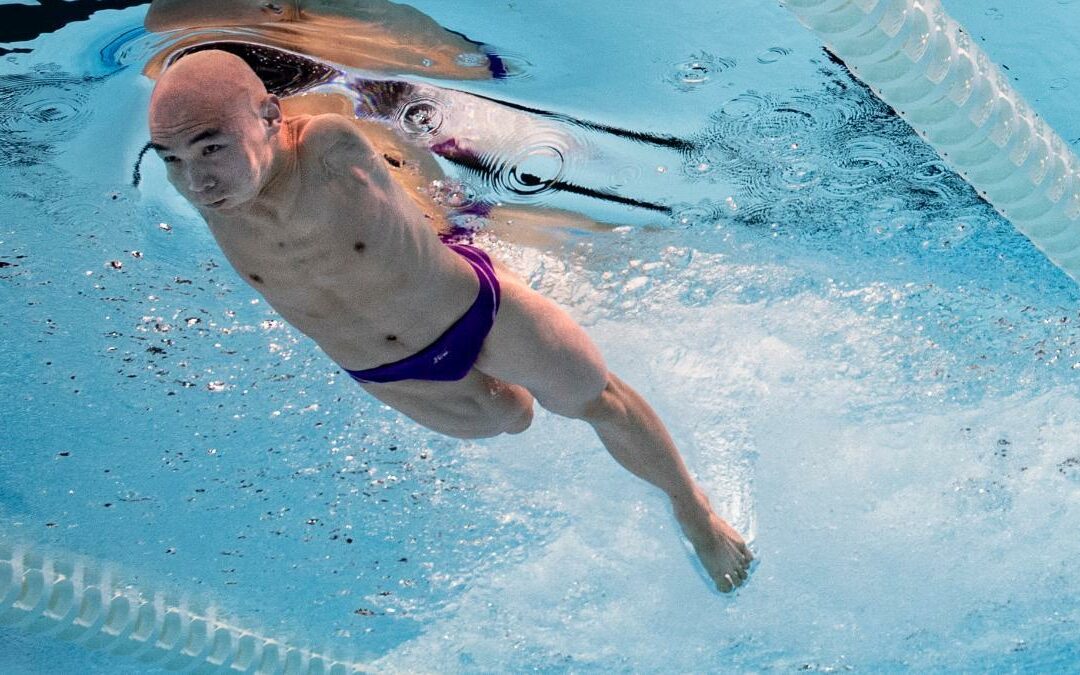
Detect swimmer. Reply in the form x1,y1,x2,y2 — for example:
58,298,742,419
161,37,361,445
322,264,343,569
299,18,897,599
146,49,753,592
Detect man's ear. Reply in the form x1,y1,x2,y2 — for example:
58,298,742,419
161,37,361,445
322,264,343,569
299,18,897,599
261,94,283,136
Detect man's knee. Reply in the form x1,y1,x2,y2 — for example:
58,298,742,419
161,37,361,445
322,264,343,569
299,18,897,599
537,369,611,421
504,400,534,434
434,394,533,439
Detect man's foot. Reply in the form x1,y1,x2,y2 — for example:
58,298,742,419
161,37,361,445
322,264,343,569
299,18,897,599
672,490,753,593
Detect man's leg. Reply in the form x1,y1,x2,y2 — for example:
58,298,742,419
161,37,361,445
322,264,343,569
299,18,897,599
576,373,752,590
475,268,753,591
360,369,534,440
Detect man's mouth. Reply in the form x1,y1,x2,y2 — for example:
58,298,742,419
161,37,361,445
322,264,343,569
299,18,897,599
204,197,228,208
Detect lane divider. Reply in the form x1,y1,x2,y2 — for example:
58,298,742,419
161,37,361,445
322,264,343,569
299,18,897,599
0,540,372,674
783,0,1080,280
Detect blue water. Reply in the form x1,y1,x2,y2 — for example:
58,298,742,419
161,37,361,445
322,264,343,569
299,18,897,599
2,0,1080,671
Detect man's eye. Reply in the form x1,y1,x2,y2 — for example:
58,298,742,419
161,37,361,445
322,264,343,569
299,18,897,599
203,144,222,156
162,156,178,164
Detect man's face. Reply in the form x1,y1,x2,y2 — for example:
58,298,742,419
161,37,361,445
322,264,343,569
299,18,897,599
149,105,273,211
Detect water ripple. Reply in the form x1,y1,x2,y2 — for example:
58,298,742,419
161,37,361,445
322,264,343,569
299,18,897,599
683,61,986,244
98,25,164,72
756,47,792,64
0,69,95,167
477,128,573,205
663,52,736,92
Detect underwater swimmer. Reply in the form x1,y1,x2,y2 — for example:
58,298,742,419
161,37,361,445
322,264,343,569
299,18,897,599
146,49,753,592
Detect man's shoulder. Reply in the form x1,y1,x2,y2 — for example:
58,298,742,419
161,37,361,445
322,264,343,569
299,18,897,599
297,114,364,152
296,113,374,174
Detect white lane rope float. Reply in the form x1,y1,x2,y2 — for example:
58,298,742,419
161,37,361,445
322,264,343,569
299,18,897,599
783,0,1080,281
0,539,372,674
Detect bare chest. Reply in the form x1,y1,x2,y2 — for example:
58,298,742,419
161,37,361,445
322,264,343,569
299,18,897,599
203,187,477,369
209,198,396,319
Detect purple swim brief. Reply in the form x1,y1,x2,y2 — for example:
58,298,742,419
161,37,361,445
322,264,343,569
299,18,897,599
344,244,501,384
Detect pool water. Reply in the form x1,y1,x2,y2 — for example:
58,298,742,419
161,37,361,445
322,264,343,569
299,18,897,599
2,0,1080,671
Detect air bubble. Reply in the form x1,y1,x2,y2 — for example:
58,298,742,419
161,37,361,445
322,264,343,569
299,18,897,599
426,179,483,211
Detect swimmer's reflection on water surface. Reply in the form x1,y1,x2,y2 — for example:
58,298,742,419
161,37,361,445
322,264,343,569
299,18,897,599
140,0,689,235
144,0,503,80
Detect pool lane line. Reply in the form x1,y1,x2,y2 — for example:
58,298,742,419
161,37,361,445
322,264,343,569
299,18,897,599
460,89,696,152
432,142,674,214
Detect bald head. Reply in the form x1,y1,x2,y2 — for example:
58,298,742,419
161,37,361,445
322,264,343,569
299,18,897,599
148,49,285,211
149,50,268,131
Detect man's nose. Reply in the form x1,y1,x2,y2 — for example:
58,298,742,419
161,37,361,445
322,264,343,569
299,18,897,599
186,168,215,193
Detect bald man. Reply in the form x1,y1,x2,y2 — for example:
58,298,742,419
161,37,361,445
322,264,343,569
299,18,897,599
147,50,753,593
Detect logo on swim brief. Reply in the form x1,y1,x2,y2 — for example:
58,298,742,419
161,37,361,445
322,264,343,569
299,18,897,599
433,349,450,364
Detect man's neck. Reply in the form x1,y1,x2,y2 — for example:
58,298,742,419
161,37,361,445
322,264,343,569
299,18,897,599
251,118,300,220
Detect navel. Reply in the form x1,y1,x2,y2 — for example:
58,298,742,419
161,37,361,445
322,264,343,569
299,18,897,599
354,242,366,252
249,273,264,284
386,335,397,342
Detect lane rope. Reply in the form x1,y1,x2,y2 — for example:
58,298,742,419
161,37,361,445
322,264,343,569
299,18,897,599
0,539,372,674
783,0,1080,280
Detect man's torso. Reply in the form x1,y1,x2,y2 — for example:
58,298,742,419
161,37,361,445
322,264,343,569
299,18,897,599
200,113,481,370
